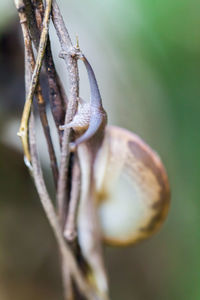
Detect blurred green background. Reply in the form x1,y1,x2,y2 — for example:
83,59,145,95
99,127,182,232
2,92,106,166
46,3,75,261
0,0,200,299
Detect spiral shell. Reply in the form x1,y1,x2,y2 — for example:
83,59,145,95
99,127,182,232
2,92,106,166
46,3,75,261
94,126,170,246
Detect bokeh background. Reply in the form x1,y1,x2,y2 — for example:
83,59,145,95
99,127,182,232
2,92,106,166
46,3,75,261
0,0,200,299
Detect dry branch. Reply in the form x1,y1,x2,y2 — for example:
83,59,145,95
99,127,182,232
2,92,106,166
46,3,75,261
52,0,80,225
17,0,52,163
64,155,80,241
30,0,67,141
15,0,58,185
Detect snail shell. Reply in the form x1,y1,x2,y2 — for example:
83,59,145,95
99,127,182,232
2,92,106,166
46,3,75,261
94,125,170,246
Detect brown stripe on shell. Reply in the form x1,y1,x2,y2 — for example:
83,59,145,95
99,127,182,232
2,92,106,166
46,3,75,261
128,139,170,235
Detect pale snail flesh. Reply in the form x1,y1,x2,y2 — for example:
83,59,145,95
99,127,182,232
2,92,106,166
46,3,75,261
60,98,91,133
94,125,170,246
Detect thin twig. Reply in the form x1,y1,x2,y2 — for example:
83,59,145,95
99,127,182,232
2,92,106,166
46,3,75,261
64,155,80,242
35,85,59,185
17,0,52,163
62,259,74,300
51,4,81,298
52,0,80,225
14,1,33,93
31,0,67,142
14,0,58,185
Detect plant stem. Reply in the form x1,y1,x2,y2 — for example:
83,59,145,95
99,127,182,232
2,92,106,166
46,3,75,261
15,0,58,185
52,0,80,226
17,0,52,163
31,0,67,142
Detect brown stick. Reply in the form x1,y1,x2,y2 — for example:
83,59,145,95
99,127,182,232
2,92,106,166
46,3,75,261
52,0,80,225
51,3,82,298
35,84,58,185
31,0,67,142
62,260,74,300
16,0,52,163
15,0,58,185
64,155,81,242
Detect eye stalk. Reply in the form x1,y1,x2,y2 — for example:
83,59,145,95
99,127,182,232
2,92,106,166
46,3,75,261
59,55,107,151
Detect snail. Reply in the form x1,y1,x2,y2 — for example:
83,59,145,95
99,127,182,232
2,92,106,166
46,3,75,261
60,55,170,298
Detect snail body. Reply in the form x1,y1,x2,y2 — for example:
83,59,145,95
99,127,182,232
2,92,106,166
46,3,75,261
60,99,91,132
